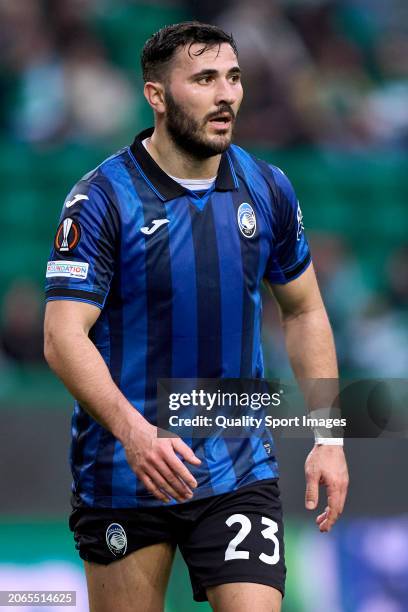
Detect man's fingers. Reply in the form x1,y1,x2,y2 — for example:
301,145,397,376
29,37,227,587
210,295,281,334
319,482,343,531
305,447,349,532
144,466,189,502
155,460,194,500
148,465,189,502
331,469,348,517
317,505,332,530
339,479,349,514
172,438,201,465
305,472,319,510
318,480,348,532
327,483,342,521
164,453,198,490
140,473,170,503
316,508,329,525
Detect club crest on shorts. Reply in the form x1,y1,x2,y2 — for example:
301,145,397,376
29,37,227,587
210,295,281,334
237,202,256,238
106,523,127,557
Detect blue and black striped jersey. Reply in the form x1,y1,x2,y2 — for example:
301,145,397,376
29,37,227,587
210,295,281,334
45,128,311,508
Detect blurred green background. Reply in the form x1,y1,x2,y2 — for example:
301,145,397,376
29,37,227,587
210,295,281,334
0,1,407,611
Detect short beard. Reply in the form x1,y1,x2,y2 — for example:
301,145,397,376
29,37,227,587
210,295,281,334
164,88,234,160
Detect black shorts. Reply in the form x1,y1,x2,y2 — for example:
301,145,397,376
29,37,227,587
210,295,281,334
69,478,286,602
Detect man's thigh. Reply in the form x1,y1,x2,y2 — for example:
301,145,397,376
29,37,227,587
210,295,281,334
177,479,286,604
207,582,282,612
69,505,178,611
85,542,175,612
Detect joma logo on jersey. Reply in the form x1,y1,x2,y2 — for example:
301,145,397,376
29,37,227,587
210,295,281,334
66,194,89,208
296,202,305,241
237,203,256,238
140,218,170,235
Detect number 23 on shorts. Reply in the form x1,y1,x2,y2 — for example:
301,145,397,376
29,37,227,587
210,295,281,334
225,513,280,565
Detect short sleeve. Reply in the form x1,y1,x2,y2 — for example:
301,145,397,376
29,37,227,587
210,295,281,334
45,177,119,308
264,166,311,285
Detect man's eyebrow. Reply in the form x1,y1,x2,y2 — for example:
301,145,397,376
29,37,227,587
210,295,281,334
190,66,241,79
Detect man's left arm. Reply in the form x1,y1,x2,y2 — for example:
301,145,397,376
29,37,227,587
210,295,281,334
268,263,349,532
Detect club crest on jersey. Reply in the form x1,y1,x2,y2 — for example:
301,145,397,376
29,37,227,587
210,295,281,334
237,202,256,238
106,523,127,557
54,218,81,253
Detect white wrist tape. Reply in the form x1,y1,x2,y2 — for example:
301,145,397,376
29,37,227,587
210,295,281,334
309,407,344,445
314,437,344,446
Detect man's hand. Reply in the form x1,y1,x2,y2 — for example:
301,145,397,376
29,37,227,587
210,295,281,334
122,418,201,504
304,445,349,532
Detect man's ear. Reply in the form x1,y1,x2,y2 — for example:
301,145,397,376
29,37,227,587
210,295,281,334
144,81,166,114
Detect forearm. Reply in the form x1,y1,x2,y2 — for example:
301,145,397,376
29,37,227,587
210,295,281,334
44,330,145,444
282,305,338,379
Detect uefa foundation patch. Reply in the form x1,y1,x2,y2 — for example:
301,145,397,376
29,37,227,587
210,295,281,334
54,218,81,253
106,523,127,557
46,261,88,279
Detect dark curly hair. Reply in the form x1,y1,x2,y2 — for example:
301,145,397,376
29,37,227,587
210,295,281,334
141,21,238,83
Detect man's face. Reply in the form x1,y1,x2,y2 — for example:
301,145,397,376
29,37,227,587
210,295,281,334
163,42,243,159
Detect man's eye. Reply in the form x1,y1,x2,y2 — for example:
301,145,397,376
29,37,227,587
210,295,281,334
230,74,241,83
197,76,213,84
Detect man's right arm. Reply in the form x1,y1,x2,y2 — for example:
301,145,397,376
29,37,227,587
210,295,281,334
44,300,201,503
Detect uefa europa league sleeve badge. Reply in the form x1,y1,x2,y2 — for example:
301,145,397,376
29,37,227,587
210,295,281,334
54,218,81,253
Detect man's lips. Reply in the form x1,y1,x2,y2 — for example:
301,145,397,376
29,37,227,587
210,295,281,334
207,113,234,128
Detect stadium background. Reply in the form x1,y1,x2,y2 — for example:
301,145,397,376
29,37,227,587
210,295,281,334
0,0,407,610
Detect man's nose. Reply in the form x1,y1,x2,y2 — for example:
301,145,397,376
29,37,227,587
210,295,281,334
214,79,237,106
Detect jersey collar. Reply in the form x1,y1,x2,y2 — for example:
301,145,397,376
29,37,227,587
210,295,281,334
128,128,239,201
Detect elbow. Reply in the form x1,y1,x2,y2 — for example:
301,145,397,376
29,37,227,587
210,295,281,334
43,325,58,369
43,333,53,367
280,306,331,335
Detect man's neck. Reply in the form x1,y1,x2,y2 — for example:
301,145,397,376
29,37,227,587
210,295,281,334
147,125,222,180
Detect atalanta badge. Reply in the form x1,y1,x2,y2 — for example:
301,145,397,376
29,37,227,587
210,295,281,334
106,523,127,557
237,202,256,238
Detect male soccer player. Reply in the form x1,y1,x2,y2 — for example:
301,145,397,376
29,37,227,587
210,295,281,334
44,22,348,612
